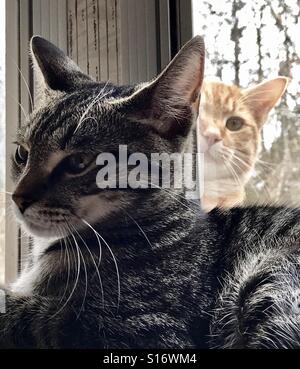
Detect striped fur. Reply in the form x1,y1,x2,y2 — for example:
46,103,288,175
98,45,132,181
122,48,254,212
0,37,299,349
209,206,300,348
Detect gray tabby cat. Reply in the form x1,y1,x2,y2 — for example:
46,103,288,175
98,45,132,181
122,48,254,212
0,35,300,348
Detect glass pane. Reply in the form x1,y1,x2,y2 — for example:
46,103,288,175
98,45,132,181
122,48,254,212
192,0,300,206
0,0,5,283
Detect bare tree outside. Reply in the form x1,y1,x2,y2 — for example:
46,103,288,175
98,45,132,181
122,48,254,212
193,0,300,206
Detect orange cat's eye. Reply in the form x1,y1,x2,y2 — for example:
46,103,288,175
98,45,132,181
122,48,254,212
226,116,244,131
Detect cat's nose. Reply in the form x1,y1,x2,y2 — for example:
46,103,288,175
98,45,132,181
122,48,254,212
206,134,222,147
12,193,34,214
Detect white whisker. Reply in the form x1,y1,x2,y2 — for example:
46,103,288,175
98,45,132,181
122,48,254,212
13,60,34,111
48,224,81,320
69,222,105,310
81,218,121,311
74,82,110,134
123,210,153,249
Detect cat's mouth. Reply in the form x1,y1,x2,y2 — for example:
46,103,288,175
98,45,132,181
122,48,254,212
203,143,234,164
12,194,121,239
13,204,77,238
204,147,225,163
25,218,68,237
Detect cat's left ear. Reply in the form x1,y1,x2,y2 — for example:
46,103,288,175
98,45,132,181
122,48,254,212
243,77,289,124
30,36,92,96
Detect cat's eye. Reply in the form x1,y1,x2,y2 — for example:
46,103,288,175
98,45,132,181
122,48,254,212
63,153,94,175
226,116,244,131
15,145,28,165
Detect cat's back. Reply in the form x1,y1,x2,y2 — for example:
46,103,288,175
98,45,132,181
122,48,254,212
207,205,300,271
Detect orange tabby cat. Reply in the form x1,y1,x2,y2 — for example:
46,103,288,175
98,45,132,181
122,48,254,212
197,77,289,212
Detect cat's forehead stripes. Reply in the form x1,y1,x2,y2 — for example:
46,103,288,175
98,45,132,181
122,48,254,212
201,81,244,117
19,84,136,151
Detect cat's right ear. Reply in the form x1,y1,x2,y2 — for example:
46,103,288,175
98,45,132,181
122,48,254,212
30,36,92,99
116,36,205,138
242,77,289,124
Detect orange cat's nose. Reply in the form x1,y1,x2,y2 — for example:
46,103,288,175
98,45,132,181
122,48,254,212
200,125,222,147
198,132,222,153
206,134,222,147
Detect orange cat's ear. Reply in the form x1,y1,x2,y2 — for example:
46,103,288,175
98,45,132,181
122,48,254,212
242,77,289,124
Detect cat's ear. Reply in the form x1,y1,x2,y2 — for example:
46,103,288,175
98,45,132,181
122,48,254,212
118,36,205,137
243,77,289,124
30,36,92,95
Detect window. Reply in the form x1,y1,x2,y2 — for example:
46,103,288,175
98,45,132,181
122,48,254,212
192,0,300,206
